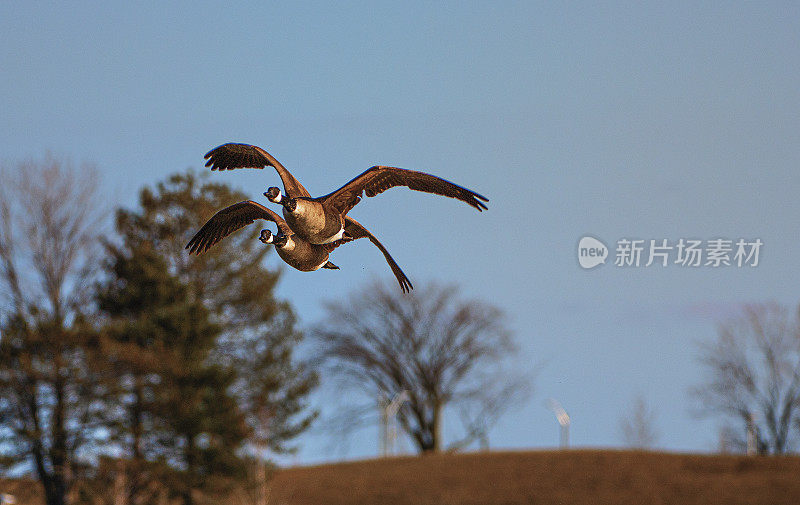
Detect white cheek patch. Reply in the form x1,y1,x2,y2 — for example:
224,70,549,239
273,192,283,203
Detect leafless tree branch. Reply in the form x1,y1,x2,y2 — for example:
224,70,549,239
0,155,108,505
619,394,659,449
313,280,530,454
692,302,800,454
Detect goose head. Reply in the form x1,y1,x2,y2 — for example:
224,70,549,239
259,229,274,244
272,232,289,248
265,187,298,213
264,187,283,203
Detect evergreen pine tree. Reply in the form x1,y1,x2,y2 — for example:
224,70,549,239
114,171,317,455
97,239,248,505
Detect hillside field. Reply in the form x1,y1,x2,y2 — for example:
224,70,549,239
4,450,800,504
267,450,800,505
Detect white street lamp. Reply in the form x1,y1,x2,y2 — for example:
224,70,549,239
546,398,570,449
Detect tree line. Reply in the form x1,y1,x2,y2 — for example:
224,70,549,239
0,158,316,505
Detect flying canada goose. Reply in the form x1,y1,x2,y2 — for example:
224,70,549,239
185,200,413,292
204,143,488,244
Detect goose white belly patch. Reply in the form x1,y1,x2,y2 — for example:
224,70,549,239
319,226,345,244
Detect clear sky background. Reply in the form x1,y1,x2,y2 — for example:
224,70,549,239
2,2,799,464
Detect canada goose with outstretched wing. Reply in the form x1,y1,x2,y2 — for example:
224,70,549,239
204,143,488,245
185,200,413,292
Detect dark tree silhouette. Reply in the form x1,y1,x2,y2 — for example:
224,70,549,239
93,171,317,504
96,239,250,505
0,156,106,505
693,302,800,454
313,281,528,453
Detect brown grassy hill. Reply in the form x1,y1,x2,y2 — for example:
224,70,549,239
267,450,800,505
5,450,800,505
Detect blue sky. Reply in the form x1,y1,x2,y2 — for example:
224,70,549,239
2,2,800,463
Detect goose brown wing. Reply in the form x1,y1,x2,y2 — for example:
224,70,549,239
319,166,489,216
186,200,291,254
203,143,312,198
327,217,413,293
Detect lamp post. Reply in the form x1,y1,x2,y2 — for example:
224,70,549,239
380,391,409,457
546,398,570,449
746,411,758,456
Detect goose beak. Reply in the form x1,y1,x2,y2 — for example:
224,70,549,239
259,229,273,244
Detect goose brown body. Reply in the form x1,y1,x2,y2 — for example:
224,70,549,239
271,232,332,272
283,197,345,245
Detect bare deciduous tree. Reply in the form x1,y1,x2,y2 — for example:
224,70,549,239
313,281,529,454
0,155,107,505
619,394,659,449
692,302,800,454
